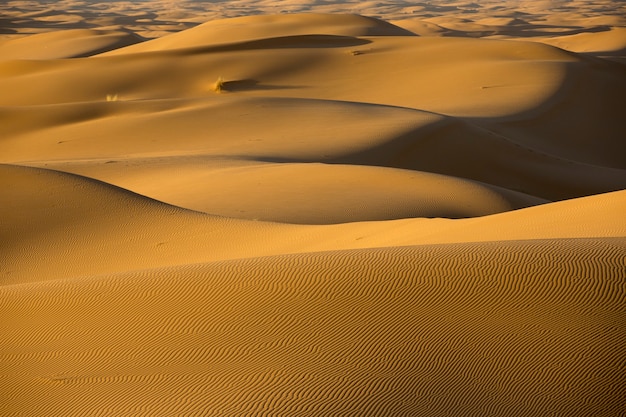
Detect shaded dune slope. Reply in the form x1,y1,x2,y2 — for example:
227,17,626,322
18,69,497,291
2,96,625,209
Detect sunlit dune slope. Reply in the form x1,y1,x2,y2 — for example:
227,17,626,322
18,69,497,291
0,28,611,119
2,239,624,416
531,26,626,56
99,13,416,55
0,29,144,60
2,164,624,284
30,158,546,224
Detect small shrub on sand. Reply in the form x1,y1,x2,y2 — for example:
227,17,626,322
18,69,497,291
213,76,225,93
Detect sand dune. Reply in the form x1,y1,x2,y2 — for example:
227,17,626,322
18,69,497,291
99,13,415,55
0,28,144,59
3,163,624,284
1,2,625,416
2,239,624,415
28,159,546,224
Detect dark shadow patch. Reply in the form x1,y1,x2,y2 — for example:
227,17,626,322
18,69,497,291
218,79,303,92
177,35,372,56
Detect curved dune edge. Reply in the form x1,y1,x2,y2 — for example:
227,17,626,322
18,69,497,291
29,159,549,224
2,239,624,416
99,13,416,56
0,29,144,60
2,163,625,284
526,27,626,55
3,96,625,202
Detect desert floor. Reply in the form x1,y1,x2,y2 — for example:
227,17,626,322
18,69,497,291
1,1,625,416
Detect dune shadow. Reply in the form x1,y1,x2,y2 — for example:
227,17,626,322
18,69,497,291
0,10,186,35
186,35,372,55
440,23,613,39
219,79,303,92
0,17,92,32
507,24,613,38
0,18,18,34
235,67,626,202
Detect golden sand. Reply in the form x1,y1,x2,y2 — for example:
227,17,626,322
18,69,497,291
1,1,625,415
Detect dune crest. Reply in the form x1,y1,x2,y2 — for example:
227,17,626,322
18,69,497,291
0,29,144,60
101,13,415,56
2,164,624,285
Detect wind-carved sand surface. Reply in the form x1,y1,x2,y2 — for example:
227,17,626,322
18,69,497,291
1,1,626,416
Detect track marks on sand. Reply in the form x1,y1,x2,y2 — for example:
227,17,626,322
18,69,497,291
1,239,624,416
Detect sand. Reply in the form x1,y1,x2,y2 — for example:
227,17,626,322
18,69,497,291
1,1,625,416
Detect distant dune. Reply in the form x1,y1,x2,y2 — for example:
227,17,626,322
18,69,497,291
1,1,625,416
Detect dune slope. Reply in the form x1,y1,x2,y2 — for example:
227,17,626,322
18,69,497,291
2,163,625,284
2,240,624,416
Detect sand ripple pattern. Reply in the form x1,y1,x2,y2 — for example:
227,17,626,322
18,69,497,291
1,238,624,416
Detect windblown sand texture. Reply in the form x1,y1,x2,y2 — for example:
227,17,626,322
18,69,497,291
1,1,626,416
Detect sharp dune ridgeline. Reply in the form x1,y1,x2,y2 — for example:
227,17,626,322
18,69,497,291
1,1,625,416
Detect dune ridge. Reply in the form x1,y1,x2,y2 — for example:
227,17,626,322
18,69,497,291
1,4,625,416
2,163,625,286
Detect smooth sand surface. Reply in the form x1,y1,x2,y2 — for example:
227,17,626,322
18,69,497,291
1,1,625,416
